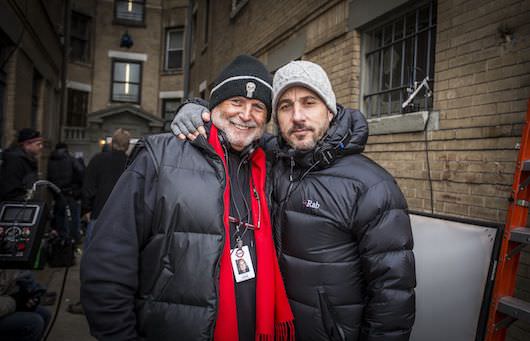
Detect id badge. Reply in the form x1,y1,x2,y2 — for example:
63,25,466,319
231,245,256,283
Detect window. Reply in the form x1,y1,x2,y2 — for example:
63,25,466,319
70,12,91,63
111,60,142,103
67,89,88,126
163,99,181,131
165,28,184,70
114,0,145,24
362,1,436,118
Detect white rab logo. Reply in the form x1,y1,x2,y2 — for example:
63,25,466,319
304,199,320,209
246,82,256,98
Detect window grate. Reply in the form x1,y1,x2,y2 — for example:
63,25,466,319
362,1,437,118
67,89,88,126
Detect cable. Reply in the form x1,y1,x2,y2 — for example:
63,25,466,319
42,265,70,341
423,111,434,214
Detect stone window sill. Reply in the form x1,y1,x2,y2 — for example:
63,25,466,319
367,111,439,135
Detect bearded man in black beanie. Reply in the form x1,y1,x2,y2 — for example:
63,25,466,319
81,55,294,341
0,128,44,201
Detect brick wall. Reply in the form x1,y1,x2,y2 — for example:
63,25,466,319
366,0,529,225
198,0,530,338
363,0,530,339
190,0,342,94
305,30,360,109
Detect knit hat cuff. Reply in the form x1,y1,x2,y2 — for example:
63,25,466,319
273,80,337,117
209,77,273,119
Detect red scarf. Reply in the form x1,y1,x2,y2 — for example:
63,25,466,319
209,125,294,341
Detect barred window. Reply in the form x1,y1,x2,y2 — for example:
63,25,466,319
362,1,436,118
111,60,142,103
67,89,88,126
165,28,184,70
114,0,145,24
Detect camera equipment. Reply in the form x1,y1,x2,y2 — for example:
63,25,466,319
402,76,432,109
0,201,47,268
0,180,71,269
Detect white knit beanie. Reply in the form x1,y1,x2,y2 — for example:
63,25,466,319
272,60,337,116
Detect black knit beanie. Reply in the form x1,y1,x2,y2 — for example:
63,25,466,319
17,128,41,143
209,54,273,121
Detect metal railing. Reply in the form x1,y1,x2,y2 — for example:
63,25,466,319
62,126,86,141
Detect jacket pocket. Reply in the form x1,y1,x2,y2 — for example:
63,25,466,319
317,288,346,341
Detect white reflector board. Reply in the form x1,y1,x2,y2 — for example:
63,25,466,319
410,214,497,341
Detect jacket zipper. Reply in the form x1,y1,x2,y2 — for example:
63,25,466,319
277,155,295,258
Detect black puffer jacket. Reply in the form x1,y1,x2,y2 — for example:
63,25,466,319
271,106,416,341
81,134,226,340
81,150,127,219
47,148,84,198
0,146,38,201
81,131,274,340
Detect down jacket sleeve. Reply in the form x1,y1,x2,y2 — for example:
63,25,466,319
353,179,416,341
80,148,156,340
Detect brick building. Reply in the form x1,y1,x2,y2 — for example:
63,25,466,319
1,0,528,339
185,0,529,339
64,0,190,159
0,0,189,161
0,0,64,171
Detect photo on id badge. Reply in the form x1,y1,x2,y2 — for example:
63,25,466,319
231,245,255,282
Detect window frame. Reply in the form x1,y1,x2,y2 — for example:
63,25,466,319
66,88,89,127
70,11,91,63
114,0,146,26
361,0,437,119
110,59,143,104
165,27,184,71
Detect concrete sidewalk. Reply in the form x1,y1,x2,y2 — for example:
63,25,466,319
35,253,95,341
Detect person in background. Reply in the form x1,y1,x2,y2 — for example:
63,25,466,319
81,128,131,246
0,128,44,201
47,142,84,244
66,128,130,316
0,270,50,341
